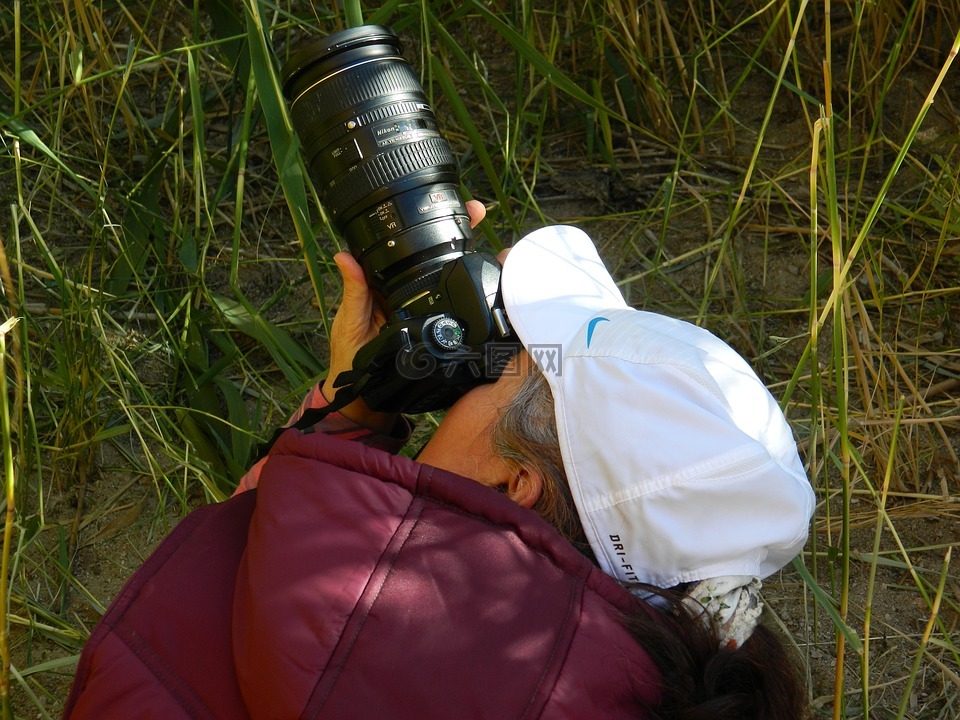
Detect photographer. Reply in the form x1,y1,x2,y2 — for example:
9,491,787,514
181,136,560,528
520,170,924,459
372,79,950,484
64,200,814,719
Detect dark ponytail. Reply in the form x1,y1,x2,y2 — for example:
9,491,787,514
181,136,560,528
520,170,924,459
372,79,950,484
621,585,807,719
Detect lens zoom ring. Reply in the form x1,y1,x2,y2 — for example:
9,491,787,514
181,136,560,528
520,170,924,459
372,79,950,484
321,137,456,217
358,101,427,126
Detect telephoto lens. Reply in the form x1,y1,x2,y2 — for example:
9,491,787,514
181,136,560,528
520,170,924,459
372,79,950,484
281,25,516,413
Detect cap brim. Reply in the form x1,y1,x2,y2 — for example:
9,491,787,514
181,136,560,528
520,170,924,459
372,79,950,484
501,226,628,357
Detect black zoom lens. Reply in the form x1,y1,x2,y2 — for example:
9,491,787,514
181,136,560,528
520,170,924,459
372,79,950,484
282,25,472,308
280,25,516,413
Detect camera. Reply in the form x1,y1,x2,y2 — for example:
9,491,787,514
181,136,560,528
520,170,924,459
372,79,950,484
281,25,516,413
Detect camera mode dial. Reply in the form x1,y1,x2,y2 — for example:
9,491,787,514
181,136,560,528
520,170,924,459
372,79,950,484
427,316,464,351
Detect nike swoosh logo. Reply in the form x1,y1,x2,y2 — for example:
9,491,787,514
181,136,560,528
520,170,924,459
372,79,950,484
586,316,609,348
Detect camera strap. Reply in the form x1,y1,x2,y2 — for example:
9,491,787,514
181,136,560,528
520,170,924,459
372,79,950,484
252,373,362,463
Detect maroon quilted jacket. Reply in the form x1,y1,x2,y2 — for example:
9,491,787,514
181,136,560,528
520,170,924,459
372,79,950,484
64,428,662,718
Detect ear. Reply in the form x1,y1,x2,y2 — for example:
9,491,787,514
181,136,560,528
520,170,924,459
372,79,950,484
507,467,543,509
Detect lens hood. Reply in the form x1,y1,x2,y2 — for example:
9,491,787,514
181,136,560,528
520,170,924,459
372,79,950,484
280,25,402,99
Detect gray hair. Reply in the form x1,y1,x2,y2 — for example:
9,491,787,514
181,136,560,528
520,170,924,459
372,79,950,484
491,367,594,560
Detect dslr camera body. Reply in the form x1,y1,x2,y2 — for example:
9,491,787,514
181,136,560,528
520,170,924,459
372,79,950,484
282,25,516,413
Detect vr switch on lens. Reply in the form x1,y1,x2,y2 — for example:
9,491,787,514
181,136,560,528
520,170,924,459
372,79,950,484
282,25,517,413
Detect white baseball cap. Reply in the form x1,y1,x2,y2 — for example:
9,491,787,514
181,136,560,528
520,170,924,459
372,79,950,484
500,225,815,588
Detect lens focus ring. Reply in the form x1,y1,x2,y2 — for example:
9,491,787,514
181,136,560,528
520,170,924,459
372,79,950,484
317,137,456,218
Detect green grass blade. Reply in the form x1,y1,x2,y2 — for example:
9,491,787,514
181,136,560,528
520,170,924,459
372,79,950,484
792,555,863,653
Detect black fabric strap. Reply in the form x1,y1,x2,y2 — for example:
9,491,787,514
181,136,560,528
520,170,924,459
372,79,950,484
253,376,361,463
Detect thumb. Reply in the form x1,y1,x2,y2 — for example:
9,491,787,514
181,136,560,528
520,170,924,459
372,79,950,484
331,251,387,340
333,252,373,315
334,251,366,293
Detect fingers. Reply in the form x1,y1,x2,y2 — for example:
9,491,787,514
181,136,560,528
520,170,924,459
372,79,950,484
466,199,486,228
465,201,511,263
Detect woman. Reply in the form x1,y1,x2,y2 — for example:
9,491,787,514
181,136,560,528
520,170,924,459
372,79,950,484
64,202,814,718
